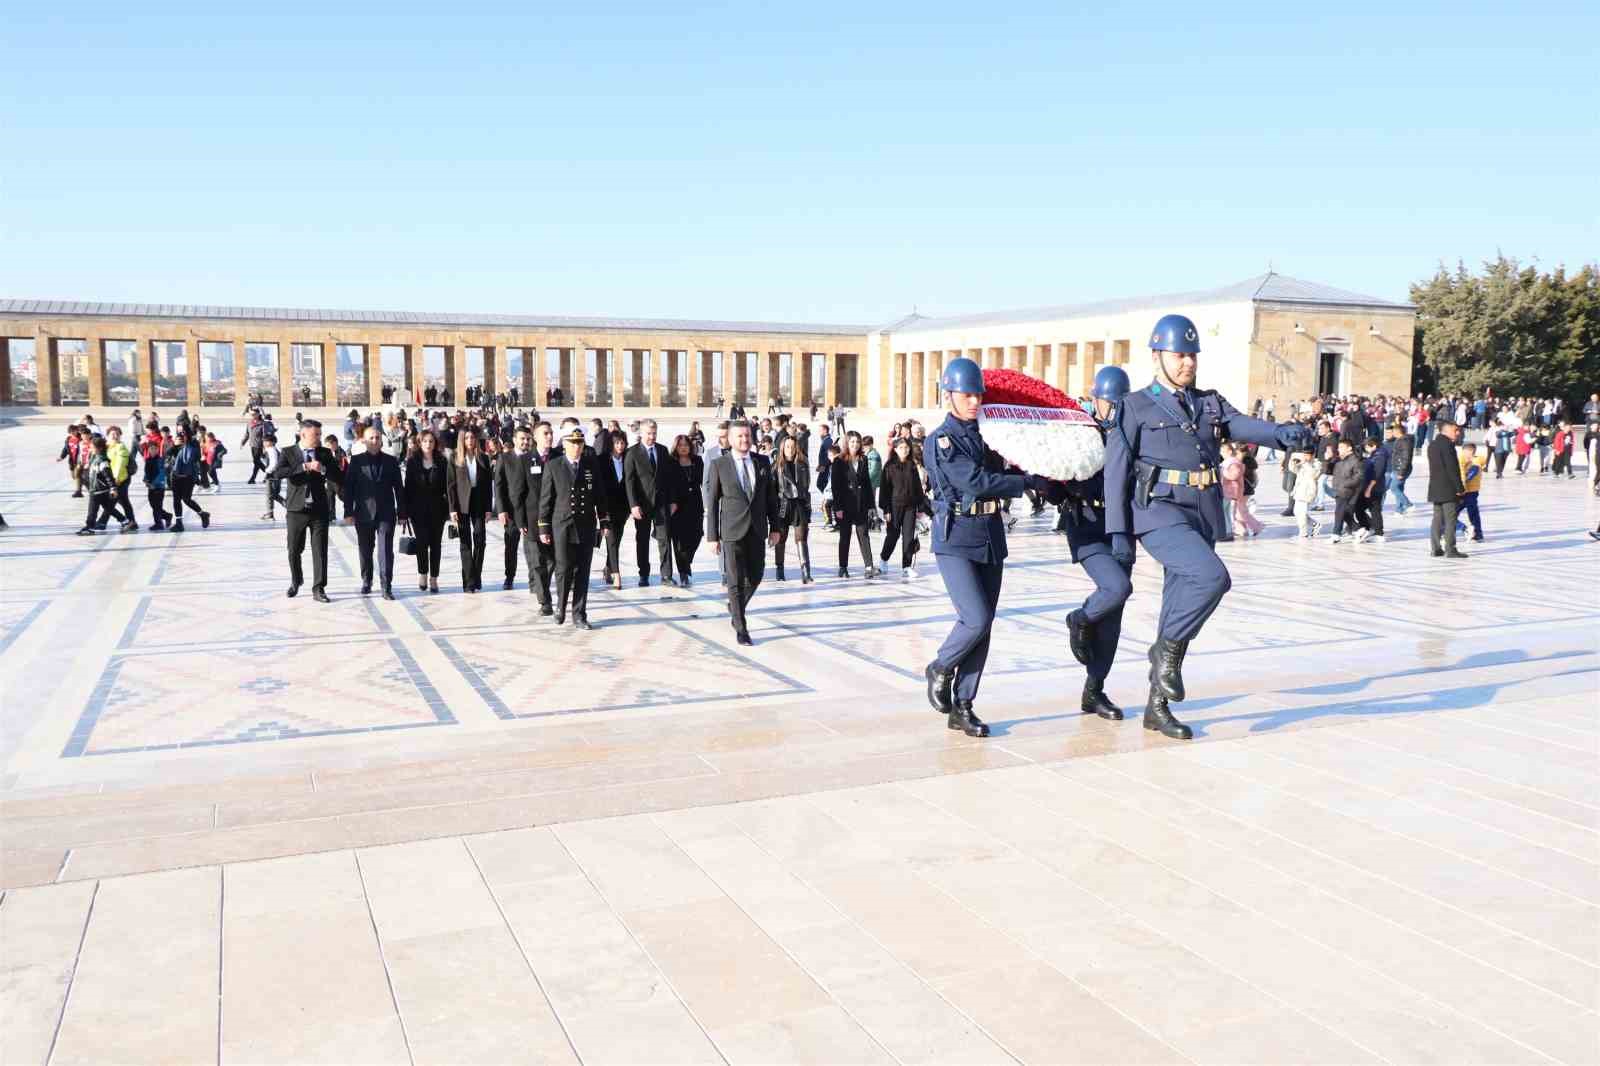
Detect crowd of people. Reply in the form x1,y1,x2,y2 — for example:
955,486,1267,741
37,384,1600,573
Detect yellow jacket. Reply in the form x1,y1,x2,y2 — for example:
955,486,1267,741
106,440,132,484
1458,450,1483,492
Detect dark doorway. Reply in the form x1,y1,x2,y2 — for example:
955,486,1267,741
1317,351,1340,396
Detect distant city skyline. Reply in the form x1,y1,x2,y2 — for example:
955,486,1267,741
4,3,1596,323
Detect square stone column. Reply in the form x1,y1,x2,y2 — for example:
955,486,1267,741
234,339,251,404
754,351,768,412
366,346,385,406
279,341,296,406
649,350,663,406
83,335,106,406
320,343,339,407
722,350,736,407
824,352,837,407
531,345,546,406
687,348,701,408
0,339,12,405
186,340,204,408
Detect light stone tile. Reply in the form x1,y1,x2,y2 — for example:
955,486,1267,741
0,881,95,1065
382,926,577,1065
221,900,408,1065
52,867,219,1065
222,848,365,917
622,897,832,1031
807,782,1011,866
59,815,350,882
776,920,1015,1064
554,814,725,913
807,861,1031,982
0,846,67,889
356,836,504,941
1170,1009,1385,1066
932,960,1185,1065
0,803,215,850
494,874,681,1016
708,1003,895,1065
668,830,843,935
558,1000,723,1065
465,825,583,886
1457,931,1600,1010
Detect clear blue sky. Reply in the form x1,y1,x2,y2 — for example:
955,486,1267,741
4,1,1596,325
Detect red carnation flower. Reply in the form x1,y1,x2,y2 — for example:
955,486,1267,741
980,368,1082,412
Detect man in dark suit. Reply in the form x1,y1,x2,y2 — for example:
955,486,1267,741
274,419,343,602
706,422,781,645
343,425,404,598
624,419,679,587
1426,418,1468,559
495,425,538,594
538,427,608,629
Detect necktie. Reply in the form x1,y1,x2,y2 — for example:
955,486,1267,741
649,447,656,470
739,457,751,496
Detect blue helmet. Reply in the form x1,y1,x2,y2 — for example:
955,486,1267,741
1091,365,1131,402
1149,313,1201,354
939,356,985,395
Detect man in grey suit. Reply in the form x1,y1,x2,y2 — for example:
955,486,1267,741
706,423,780,645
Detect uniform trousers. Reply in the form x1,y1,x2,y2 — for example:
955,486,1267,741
1138,522,1233,644
286,510,330,591
1077,552,1131,682
934,554,1005,702
356,519,395,589
554,534,596,618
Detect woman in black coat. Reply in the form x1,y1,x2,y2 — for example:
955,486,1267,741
667,434,705,585
829,431,878,578
772,435,813,583
446,428,494,592
402,429,451,593
598,430,630,589
876,437,927,575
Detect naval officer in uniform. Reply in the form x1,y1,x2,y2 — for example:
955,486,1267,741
537,426,609,629
1104,314,1311,738
1051,365,1136,720
923,357,1052,737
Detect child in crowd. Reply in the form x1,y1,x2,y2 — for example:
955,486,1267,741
1329,438,1364,543
260,433,283,521
1458,442,1485,542
1289,451,1322,537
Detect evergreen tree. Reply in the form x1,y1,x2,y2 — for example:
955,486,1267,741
1410,256,1599,408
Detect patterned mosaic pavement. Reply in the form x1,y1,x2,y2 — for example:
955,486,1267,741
1,419,1598,1063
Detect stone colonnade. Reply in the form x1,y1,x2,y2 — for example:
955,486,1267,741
886,337,1137,407
0,315,864,411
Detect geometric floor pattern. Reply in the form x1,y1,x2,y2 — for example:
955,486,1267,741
1,418,1597,1064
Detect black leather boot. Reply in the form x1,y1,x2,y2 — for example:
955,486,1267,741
1066,609,1093,667
1143,689,1192,739
1148,638,1189,702
800,542,814,584
925,661,954,714
1081,678,1123,720
948,700,990,737
775,561,786,582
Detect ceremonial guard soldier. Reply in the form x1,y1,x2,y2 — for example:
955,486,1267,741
1105,314,1312,738
1053,365,1136,720
924,357,1052,736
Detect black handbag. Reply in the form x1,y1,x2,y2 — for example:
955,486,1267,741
447,521,459,540
398,520,417,556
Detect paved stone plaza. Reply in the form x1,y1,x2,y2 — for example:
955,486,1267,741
1,419,1597,1064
